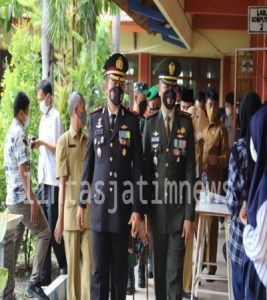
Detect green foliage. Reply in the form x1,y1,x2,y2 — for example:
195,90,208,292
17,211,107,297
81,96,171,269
0,0,40,32
0,23,41,208
54,18,111,129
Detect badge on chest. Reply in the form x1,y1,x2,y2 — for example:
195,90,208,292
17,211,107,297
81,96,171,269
119,125,131,156
151,131,160,166
94,117,105,158
173,127,187,162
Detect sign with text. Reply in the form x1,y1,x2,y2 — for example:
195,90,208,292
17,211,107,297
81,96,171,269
249,6,267,33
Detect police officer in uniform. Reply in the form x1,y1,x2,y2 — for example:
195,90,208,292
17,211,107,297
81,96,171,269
77,53,147,300
143,57,196,300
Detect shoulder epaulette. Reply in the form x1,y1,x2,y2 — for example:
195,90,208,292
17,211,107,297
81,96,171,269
177,110,191,118
122,105,139,117
90,106,103,114
146,110,159,119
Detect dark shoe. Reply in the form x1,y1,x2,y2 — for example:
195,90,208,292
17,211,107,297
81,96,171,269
60,267,67,275
138,264,145,288
25,282,49,299
40,279,51,287
126,268,135,295
206,272,215,282
183,290,198,299
148,270,154,278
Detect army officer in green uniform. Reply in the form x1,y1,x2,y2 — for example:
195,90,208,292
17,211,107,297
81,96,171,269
143,57,196,300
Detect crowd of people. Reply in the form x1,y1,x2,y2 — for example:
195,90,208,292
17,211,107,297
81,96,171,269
3,53,267,300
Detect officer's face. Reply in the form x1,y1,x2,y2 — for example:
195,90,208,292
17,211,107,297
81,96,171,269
158,82,176,98
134,91,146,104
105,78,125,93
180,101,193,112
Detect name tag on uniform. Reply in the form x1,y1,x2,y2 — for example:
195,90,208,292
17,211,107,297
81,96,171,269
95,128,104,135
151,136,160,143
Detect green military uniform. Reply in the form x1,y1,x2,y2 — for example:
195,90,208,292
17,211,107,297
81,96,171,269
143,57,196,300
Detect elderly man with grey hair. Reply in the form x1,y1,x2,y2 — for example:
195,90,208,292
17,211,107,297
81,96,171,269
54,92,91,300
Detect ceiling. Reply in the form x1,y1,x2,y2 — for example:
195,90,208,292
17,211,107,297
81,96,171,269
111,0,259,49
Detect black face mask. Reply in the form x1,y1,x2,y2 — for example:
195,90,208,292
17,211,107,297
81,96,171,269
109,86,124,106
139,100,147,116
151,106,159,111
163,90,176,110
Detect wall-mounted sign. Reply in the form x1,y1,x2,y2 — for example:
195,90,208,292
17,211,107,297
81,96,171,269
249,6,267,33
242,60,253,72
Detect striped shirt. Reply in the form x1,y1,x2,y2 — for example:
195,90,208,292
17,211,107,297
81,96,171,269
243,200,267,287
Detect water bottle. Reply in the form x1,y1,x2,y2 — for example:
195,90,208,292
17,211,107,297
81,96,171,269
201,170,209,202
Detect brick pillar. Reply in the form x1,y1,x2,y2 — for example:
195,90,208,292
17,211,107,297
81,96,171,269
139,53,150,85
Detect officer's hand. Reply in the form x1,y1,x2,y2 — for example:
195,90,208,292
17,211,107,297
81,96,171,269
55,219,64,244
182,220,193,246
128,212,141,238
77,206,85,231
208,154,218,166
30,200,40,226
239,201,247,226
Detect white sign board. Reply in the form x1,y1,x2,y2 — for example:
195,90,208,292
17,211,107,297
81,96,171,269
249,6,267,33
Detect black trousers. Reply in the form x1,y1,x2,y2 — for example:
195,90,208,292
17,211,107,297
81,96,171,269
91,230,129,300
38,184,67,282
152,231,185,300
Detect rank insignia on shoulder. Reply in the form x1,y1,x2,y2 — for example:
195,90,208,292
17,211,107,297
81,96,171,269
146,110,159,119
91,106,103,114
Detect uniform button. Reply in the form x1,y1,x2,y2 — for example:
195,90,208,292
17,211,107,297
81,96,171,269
109,172,113,177
109,187,113,192
110,157,113,162
166,148,169,152
110,143,113,148
165,162,169,167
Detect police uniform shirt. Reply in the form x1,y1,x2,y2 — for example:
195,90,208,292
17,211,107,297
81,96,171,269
56,126,90,231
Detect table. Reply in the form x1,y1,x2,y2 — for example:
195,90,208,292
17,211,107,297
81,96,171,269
191,201,232,300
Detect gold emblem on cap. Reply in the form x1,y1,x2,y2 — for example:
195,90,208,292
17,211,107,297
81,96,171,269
169,62,175,76
116,56,123,70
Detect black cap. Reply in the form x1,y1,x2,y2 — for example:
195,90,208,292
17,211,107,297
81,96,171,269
195,91,206,103
154,57,181,86
181,87,194,103
103,53,128,82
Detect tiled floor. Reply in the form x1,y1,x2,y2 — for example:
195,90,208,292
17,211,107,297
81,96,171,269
127,228,229,300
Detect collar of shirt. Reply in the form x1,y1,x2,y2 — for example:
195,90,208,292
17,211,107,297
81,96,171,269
43,105,55,118
161,108,175,123
107,106,119,118
69,125,86,142
13,118,24,130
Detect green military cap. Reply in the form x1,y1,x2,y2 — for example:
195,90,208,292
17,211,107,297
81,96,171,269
154,57,181,86
134,81,150,95
147,85,159,101
103,53,128,82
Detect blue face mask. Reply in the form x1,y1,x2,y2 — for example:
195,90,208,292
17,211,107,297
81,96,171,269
79,111,87,126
